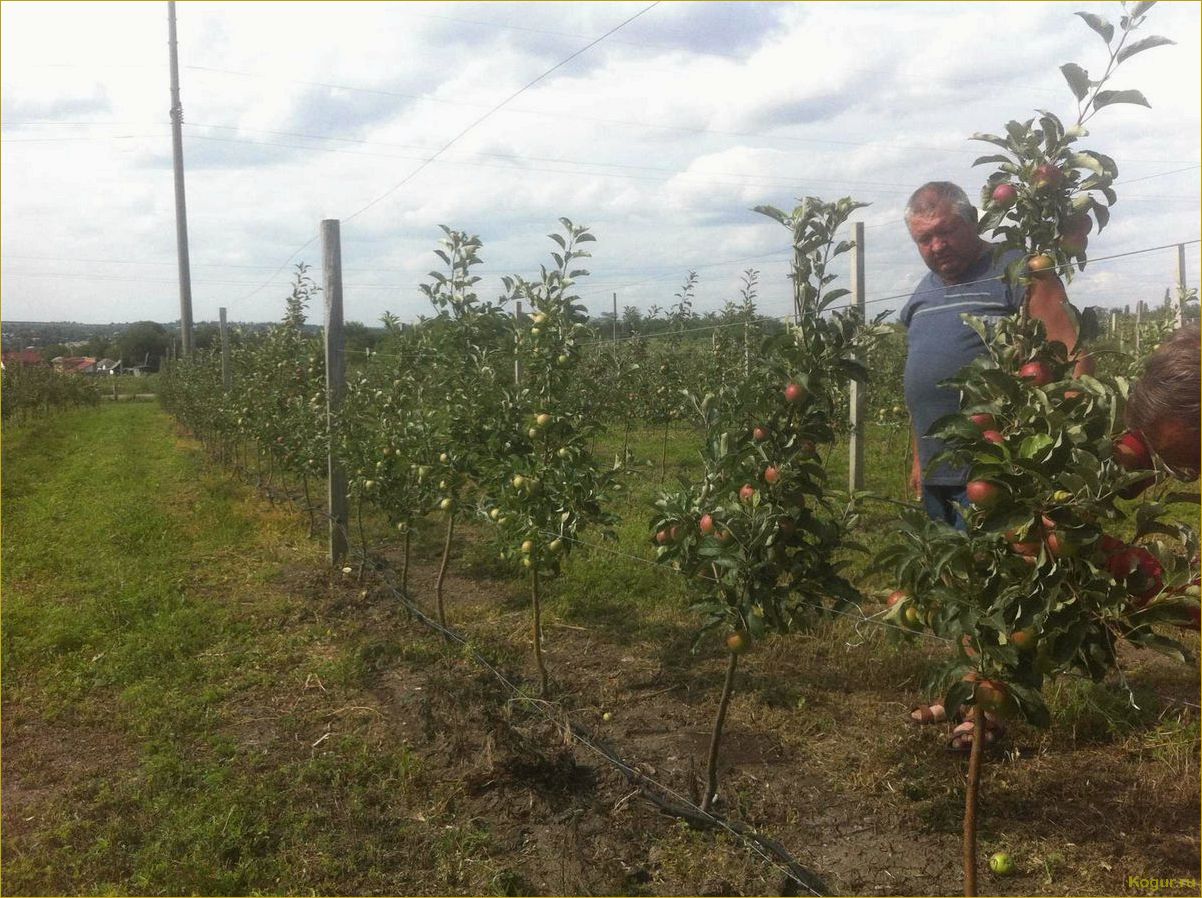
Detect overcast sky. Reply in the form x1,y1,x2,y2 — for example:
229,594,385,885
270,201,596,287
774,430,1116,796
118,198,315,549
2,1,1199,327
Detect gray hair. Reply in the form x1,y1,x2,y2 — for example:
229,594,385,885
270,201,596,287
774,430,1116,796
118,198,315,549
905,182,977,227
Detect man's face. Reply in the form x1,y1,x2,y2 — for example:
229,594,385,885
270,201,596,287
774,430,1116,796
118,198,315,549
907,203,982,283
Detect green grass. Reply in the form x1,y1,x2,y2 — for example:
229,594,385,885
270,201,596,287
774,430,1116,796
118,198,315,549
0,404,465,895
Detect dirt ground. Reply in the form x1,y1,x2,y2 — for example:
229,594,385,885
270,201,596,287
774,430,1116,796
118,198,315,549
304,528,1201,897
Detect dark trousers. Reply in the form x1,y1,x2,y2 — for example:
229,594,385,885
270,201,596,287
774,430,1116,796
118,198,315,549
923,484,968,532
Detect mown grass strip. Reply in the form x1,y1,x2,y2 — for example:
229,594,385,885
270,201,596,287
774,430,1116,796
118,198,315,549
1,405,438,895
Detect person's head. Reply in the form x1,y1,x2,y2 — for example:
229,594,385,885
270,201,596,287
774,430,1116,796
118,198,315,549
905,182,983,284
1126,324,1200,480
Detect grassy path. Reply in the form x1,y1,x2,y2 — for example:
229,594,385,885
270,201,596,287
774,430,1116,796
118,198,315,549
1,404,437,894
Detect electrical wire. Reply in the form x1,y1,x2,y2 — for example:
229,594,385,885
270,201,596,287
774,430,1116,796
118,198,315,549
229,2,660,307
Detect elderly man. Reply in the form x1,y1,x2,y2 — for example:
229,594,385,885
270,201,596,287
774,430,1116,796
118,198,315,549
899,181,1087,528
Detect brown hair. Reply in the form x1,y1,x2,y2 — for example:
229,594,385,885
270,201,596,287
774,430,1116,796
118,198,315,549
1126,324,1201,433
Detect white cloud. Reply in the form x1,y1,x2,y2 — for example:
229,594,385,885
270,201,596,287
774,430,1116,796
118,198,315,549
1,1,1198,327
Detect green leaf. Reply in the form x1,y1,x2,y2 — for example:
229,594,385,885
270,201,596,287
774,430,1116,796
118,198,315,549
1060,63,1091,101
972,154,1013,167
1117,34,1175,64
752,204,790,227
1127,1,1156,17
1004,119,1031,144
1093,89,1151,110
1136,632,1189,664
1076,11,1114,44
942,678,975,721
1019,433,1055,460
1070,152,1105,175
971,133,1011,150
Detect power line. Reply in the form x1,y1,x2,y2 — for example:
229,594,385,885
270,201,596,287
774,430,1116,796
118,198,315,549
341,1,661,225
231,2,660,307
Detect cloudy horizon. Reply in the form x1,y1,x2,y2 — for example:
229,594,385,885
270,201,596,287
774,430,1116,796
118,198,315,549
2,1,1199,327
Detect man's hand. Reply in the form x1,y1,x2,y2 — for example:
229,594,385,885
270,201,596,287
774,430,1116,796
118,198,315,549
1027,275,1094,375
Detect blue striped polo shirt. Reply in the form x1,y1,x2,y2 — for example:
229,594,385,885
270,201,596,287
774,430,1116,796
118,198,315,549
899,247,1024,485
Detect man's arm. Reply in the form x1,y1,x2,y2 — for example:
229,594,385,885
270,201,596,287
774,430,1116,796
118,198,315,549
1026,276,1095,377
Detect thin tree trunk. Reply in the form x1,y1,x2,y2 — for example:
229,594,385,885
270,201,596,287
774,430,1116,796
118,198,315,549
659,419,670,483
435,513,455,630
356,497,368,583
302,473,315,537
702,650,739,813
963,703,985,896
621,416,631,463
531,564,549,696
402,527,411,596
264,452,276,504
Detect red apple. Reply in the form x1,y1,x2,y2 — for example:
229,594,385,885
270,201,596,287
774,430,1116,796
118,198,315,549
739,484,757,503
887,589,907,607
1032,163,1064,190
1061,233,1088,256
1027,254,1057,278
764,466,781,485
699,514,716,536
991,183,1018,207
753,425,769,442
669,525,681,541
784,382,808,404
1009,540,1042,558
966,480,1001,507
1019,360,1054,386
1064,212,1093,238
655,529,669,545
1113,431,1153,470
982,430,1004,445
969,413,997,430
974,679,1010,713
1104,544,1163,604
1046,531,1078,558
1010,628,1036,650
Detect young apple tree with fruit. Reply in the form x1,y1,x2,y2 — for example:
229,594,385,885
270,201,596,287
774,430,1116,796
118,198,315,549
875,5,1193,894
651,195,888,813
485,219,621,696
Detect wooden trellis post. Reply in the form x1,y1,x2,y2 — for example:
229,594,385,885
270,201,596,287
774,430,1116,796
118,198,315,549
848,221,866,492
1177,243,1188,328
323,219,348,567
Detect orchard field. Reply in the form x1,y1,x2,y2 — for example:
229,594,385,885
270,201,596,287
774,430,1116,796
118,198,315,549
2,386,1197,895
5,4,1201,896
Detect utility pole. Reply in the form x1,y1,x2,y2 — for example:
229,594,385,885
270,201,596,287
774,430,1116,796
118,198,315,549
167,1,194,357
